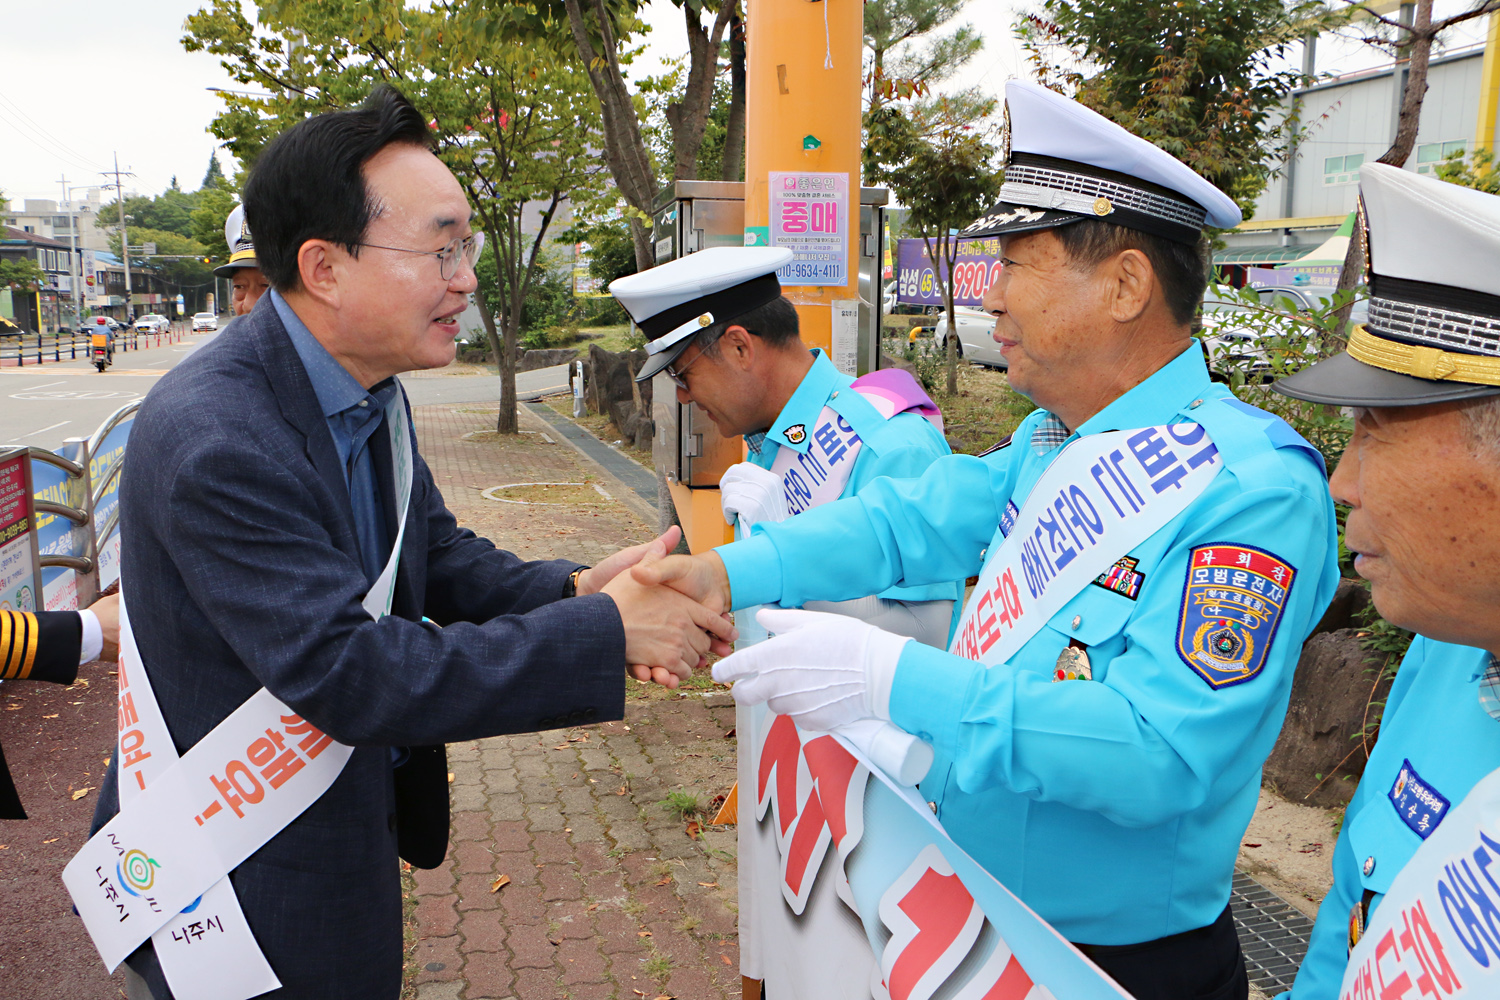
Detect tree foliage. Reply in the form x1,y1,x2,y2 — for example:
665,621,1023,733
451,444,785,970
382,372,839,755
883,100,1003,395
0,257,46,291
1020,0,1341,215
1436,147,1500,194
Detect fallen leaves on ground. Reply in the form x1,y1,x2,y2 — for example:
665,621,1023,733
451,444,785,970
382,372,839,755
489,874,511,893
685,821,702,839
637,930,652,938
1243,843,1262,848
71,787,92,800
42,838,59,844
654,875,672,886
447,772,455,783
720,954,732,965
697,881,717,888
42,714,59,719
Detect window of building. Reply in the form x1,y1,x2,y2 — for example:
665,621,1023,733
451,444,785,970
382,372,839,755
1324,153,1365,185
1416,140,1468,174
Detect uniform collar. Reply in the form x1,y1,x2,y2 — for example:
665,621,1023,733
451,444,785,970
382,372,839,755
764,350,849,455
1075,344,1213,437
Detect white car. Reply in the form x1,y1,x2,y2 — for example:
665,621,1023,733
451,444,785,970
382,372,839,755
192,312,219,332
930,306,1007,369
134,314,170,334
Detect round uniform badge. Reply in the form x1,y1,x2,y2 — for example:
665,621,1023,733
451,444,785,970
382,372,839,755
1092,196,1113,216
784,424,807,445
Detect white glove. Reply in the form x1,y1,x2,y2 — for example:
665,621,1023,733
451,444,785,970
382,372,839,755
712,608,912,731
719,462,789,531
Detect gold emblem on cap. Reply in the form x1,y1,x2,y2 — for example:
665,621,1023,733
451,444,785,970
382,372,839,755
1093,196,1113,216
697,313,713,327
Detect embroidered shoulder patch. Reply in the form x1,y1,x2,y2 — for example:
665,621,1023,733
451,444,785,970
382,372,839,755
784,423,807,445
1176,544,1295,689
1389,759,1450,839
1093,556,1145,600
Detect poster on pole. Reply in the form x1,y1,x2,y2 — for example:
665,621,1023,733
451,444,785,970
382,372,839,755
769,171,849,287
0,450,40,612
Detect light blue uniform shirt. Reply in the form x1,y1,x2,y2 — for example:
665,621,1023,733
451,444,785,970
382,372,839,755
720,345,1340,944
747,350,959,605
1288,637,1500,999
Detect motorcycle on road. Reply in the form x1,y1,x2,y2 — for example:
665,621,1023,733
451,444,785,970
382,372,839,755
91,332,113,372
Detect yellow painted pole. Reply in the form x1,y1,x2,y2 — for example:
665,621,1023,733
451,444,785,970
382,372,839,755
1476,14,1500,152
743,0,864,355
740,10,865,998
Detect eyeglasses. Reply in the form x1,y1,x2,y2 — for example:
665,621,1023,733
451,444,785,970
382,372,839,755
663,329,725,389
358,231,485,281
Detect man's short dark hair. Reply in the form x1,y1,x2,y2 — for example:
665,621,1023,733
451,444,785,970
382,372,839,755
698,295,801,357
244,85,432,291
1051,220,1210,327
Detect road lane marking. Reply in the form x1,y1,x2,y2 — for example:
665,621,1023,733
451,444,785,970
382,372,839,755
9,389,141,401
5,420,72,444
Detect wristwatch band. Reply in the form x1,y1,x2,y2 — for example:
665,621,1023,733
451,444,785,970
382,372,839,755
564,567,586,598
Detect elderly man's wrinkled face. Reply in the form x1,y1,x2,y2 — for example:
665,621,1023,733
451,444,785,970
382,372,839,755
231,267,270,316
980,229,1110,410
1333,402,1500,649
341,143,477,377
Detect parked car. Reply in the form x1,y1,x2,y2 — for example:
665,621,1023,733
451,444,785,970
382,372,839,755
135,313,170,334
1199,286,1368,380
192,312,219,332
928,306,1007,369
80,317,120,335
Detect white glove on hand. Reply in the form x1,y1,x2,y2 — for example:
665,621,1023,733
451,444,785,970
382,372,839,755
719,462,789,531
711,608,912,731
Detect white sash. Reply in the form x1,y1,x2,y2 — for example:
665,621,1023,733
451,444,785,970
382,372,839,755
65,386,414,990
950,422,1221,664
770,404,864,516
1340,764,1500,1000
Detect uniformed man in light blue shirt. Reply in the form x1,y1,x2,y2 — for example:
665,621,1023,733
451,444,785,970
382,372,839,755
638,81,1341,1000
1273,165,1500,999
610,246,960,649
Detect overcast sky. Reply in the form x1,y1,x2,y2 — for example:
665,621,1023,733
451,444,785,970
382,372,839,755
1,0,1483,207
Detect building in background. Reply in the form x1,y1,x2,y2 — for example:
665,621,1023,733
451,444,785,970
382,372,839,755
1,226,77,332
2,189,112,252
1220,12,1500,273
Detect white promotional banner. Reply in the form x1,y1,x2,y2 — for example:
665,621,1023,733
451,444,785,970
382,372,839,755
115,599,281,1000
1340,765,1500,1000
742,702,1132,1000
65,386,414,984
951,422,1221,665
770,404,864,517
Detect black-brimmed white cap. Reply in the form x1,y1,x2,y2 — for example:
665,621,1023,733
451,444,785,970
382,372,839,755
1276,163,1500,407
213,205,258,278
963,81,1242,245
609,247,794,383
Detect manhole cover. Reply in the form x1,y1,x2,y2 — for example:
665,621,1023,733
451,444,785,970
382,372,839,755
481,481,612,505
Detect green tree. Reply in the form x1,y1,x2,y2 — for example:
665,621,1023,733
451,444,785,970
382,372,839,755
1020,0,1339,215
202,153,229,190
108,227,215,294
884,99,1003,395
184,0,608,433
100,186,203,240
191,186,240,262
1436,147,1500,194
0,256,45,291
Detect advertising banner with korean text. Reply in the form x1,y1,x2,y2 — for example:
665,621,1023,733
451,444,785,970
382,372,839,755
894,238,1003,308
90,414,133,591
739,700,1132,1000
1340,764,1500,1000
31,442,90,611
0,450,39,612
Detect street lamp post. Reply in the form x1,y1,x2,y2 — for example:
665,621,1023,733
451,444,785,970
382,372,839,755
58,176,83,330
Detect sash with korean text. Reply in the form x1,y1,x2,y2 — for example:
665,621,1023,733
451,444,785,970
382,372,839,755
1339,764,1500,1000
950,422,1221,665
64,385,414,985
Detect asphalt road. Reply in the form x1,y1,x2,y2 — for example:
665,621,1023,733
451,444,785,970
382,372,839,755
1,319,573,453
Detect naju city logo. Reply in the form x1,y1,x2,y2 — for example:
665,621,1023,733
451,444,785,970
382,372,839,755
119,848,161,895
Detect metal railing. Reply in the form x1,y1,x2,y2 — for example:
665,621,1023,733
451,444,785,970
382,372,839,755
0,321,191,366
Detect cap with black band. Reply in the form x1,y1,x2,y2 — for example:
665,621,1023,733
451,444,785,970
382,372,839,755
214,204,259,278
961,80,1241,245
1275,162,1500,407
608,246,795,384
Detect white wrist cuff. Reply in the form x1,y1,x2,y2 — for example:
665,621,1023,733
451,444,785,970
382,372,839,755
78,609,103,665
865,633,911,722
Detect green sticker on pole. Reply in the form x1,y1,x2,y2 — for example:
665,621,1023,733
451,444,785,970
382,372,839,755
744,226,770,247
802,134,822,151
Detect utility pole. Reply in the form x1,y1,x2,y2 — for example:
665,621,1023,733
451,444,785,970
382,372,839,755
58,175,83,328
102,153,136,321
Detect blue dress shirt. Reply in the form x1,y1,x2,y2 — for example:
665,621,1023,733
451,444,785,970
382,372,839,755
271,290,395,585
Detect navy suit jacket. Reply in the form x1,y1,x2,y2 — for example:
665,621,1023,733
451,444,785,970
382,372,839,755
92,295,627,999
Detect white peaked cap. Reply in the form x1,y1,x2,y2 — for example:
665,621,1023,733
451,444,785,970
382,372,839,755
224,204,248,251
1274,162,1500,407
1361,161,1500,297
964,80,1241,244
610,246,794,383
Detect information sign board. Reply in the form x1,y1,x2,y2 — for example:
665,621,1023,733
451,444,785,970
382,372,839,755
769,171,849,286
0,449,40,612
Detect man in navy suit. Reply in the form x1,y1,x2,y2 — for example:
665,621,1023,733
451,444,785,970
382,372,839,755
93,86,734,1000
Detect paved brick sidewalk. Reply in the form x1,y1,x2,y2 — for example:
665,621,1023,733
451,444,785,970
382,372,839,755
407,404,743,1000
